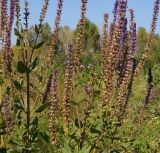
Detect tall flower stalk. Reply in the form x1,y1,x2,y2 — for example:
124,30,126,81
63,43,73,127
103,0,128,105
49,0,63,65
42,0,63,104
144,68,153,107
101,13,109,106
74,0,88,77
1,97,14,135
0,0,8,39
42,72,53,103
116,18,128,88
116,8,136,116
15,0,20,28
22,0,50,150
39,0,49,25
0,0,2,38
73,0,88,131
29,0,50,63
3,0,15,74
49,70,58,145
135,0,160,76
112,0,119,26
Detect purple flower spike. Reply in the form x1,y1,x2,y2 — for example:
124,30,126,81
49,69,58,145
131,22,137,55
113,0,119,23
121,18,128,42
8,0,15,31
150,0,160,34
63,42,74,127
144,68,153,107
1,97,14,135
4,0,16,73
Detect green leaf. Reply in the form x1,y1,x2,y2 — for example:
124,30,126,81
39,131,50,143
79,146,91,153
35,24,39,34
16,39,20,46
110,148,121,153
14,81,22,90
75,118,83,128
5,87,10,95
0,121,6,129
29,40,34,48
16,111,22,127
0,79,4,85
30,130,38,143
70,101,78,106
14,97,24,110
14,28,19,36
34,41,44,49
35,102,50,113
17,61,27,74
62,143,72,153
31,117,38,126
7,140,23,151
30,57,39,72
39,27,43,33
90,127,101,134
29,83,34,88
93,90,101,97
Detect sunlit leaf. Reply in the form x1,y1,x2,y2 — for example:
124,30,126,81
35,102,50,113
34,41,44,49
30,57,39,72
17,61,27,74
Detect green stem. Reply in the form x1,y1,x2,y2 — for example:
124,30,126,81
25,71,30,152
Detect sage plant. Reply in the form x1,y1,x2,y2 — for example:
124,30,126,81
0,0,160,152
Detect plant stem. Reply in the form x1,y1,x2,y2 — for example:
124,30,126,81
29,33,39,63
25,45,30,152
26,71,30,152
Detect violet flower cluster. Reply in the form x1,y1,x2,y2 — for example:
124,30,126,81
49,70,58,145
49,0,63,64
4,0,15,74
1,97,14,135
63,42,74,127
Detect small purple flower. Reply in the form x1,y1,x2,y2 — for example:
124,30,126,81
84,84,89,95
